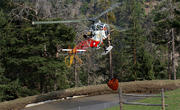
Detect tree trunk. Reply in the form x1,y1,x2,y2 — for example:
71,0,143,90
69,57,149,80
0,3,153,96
106,1,113,79
169,0,176,80
171,28,176,80
168,42,171,79
108,36,113,79
168,29,172,79
54,44,59,90
40,74,44,94
74,57,78,87
150,33,153,55
87,55,90,86
56,44,59,58
88,69,90,86
54,69,58,91
133,20,136,81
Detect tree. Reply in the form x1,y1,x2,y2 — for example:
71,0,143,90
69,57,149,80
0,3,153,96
153,0,180,80
125,0,149,80
0,38,9,101
98,0,117,79
28,19,76,92
0,9,38,102
112,35,133,82
136,47,154,80
1,1,76,94
176,63,180,79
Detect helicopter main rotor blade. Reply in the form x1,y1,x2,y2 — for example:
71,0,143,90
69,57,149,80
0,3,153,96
32,19,87,25
94,2,123,20
107,23,126,31
101,21,127,31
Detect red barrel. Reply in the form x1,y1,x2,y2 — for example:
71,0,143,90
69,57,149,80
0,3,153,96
107,78,119,91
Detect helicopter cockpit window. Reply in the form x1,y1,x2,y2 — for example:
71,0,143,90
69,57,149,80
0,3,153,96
104,25,110,35
92,25,96,30
100,26,103,30
97,25,102,30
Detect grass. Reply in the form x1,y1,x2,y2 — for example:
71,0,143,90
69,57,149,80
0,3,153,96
103,88,180,110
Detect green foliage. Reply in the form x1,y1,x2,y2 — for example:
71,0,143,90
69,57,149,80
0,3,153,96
0,6,76,101
80,2,89,14
112,31,133,81
23,19,75,92
176,64,180,79
0,65,9,102
66,0,73,4
153,0,180,80
136,48,154,80
99,0,115,23
2,79,38,101
153,57,168,79
124,0,147,80
0,0,14,11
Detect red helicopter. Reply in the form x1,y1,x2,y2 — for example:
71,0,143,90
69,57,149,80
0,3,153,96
32,3,124,67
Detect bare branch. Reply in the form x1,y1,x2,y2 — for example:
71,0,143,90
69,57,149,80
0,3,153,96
158,7,169,13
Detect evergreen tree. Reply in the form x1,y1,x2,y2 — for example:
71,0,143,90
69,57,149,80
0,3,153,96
0,10,9,102
97,0,118,79
1,2,76,95
112,36,133,81
30,20,76,92
0,9,37,101
153,56,168,79
125,0,154,80
176,63,180,79
136,47,154,80
153,0,180,80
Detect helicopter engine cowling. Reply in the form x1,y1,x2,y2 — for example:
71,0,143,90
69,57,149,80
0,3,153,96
83,30,93,39
86,31,92,36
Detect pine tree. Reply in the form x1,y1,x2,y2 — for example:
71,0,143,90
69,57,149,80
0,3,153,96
0,9,35,102
98,0,117,79
0,56,9,102
26,19,76,92
153,0,180,80
125,0,153,80
1,3,76,95
137,47,154,80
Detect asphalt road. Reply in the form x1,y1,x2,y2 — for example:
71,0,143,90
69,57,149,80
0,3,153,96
22,94,146,110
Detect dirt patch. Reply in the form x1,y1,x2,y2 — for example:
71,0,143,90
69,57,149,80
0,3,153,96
0,80,180,110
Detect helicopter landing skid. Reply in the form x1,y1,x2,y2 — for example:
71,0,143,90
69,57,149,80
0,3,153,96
101,46,113,55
